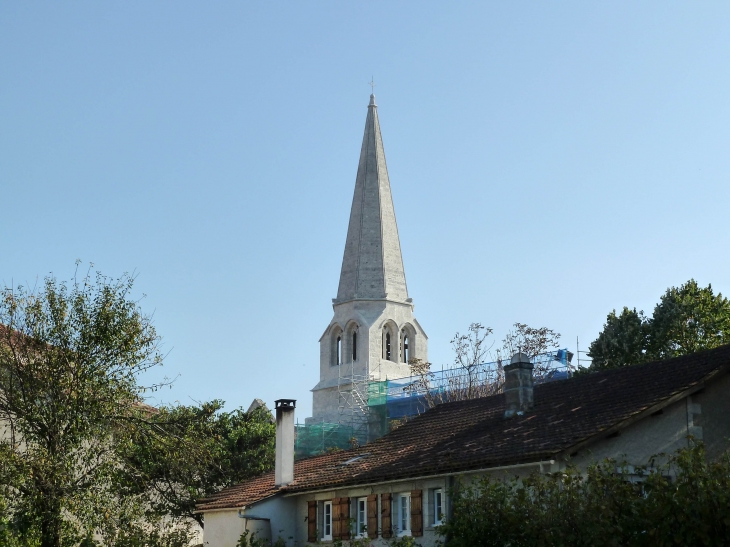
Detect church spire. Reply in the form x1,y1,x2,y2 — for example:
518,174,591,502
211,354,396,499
336,94,409,304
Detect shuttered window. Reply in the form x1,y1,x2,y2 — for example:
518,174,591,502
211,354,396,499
356,497,367,538
411,490,423,537
323,501,333,541
307,501,317,543
398,493,411,535
434,488,444,526
332,497,341,540
333,497,350,540
381,493,393,538
367,494,378,539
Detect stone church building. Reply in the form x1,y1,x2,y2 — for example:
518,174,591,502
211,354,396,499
309,93,427,438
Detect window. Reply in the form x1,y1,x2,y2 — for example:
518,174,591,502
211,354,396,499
323,501,332,541
352,331,357,361
398,493,411,536
402,334,409,363
337,336,342,365
385,331,392,360
356,497,367,538
434,489,443,525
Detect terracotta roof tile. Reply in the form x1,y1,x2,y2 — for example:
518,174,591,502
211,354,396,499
197,344,730,511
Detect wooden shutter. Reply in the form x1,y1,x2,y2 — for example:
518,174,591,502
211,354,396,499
411,490,423,537
381,493,392,538
367,494,378,539
307,500,317,543
332,498,342,540
339,497,351,540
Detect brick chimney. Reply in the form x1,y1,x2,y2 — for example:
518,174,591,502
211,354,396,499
504,353,534,418
274,399,296,486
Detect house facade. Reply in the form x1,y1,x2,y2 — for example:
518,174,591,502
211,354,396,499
197,344,730,546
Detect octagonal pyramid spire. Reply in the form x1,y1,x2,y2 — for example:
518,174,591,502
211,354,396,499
336,94,409,304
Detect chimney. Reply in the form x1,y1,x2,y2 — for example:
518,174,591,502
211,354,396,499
503,353,534,418
274,399,296,487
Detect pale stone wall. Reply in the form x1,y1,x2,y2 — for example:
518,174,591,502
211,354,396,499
692,371,730,461
203,510,246,547
312,299,427,425
571,372,730,470
571,397,690,470
203,497,298,547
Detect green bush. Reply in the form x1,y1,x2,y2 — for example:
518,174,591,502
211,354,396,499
438,443,730,547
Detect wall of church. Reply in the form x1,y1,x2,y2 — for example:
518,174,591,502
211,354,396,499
312,299,428,425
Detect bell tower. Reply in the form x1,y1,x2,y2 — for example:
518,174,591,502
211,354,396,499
309,95,428,435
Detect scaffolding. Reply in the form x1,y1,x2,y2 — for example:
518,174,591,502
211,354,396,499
295,421,354,459
337,359,370,446
295,349,575,458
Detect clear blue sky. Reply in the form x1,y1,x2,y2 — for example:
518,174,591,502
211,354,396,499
2,2,729,418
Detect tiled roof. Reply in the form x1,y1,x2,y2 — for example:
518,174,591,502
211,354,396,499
197,344,730,512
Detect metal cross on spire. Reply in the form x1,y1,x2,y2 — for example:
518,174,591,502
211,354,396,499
369,77,376,94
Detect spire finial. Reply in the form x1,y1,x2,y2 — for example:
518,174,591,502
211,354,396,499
369,76,376,94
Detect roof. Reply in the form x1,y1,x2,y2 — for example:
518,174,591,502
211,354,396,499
197,344,730,512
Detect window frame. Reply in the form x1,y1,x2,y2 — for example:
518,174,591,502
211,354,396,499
433,488,444,526
323,500,333,541
355,496,368,538
352,330,357,362
398,492,411,536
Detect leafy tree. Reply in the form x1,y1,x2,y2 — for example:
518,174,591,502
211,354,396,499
587,307,649,371
588,280,730,371
0,267,166,547
118,400,275,527
649,280,730,359
0,265,276,546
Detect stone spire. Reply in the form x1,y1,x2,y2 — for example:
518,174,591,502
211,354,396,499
336,94,409,304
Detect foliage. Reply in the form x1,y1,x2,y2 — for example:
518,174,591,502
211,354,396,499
235,530,286,547
327,535,421,547
386,536,421,547
0,265,276,546
437,442,730,547
118,400,275,527
499,323,561,361
588,280,730,371
0,266,166,547
585,307,649,371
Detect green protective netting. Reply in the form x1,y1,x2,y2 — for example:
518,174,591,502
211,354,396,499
295,422,355,459
367,380,388,406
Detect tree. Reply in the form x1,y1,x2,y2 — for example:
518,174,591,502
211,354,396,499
588,280,730,371
118,400,275,528
498,323,561,381
0,267,166,547
0,266,276,546
587,307,649,371
649,280,730,359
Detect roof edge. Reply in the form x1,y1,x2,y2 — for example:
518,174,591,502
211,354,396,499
557,361,730,460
